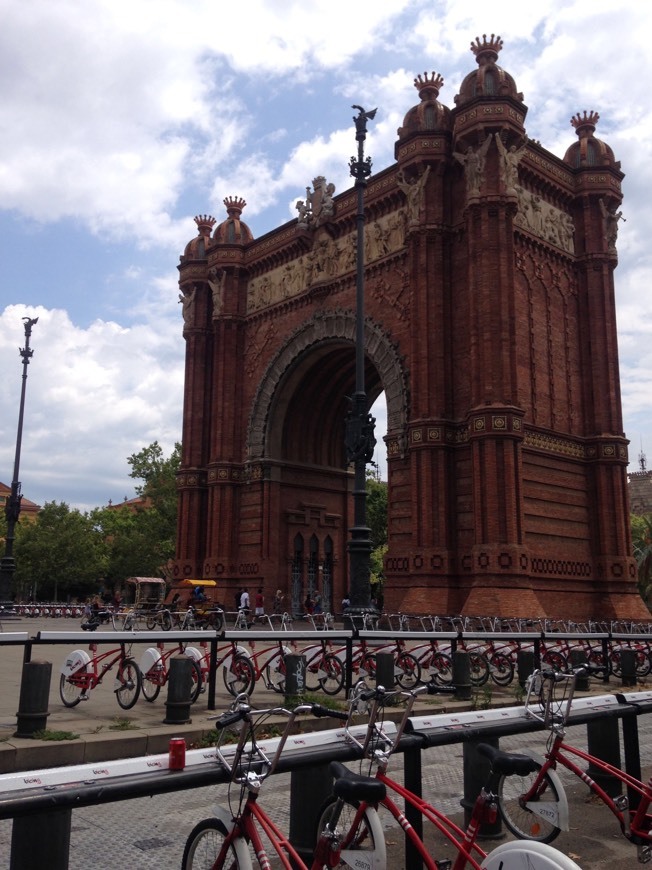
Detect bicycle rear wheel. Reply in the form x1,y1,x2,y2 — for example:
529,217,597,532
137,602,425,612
189,657,203,704
489,652,515,687
469,651,490,686
115,658,142,709
182,817,250,870
265,653,286,693
430,651,453,684
223,654,255,697
314,797,385,869
319,653,345,695
497,763,563,843
395,651,421,689
141,666,163,702
59,671,87,707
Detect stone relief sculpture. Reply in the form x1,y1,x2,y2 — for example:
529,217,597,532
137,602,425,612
396,166,431,223
247,210,406,312
495,134,528,194
208,268,226,318
514,187,575,254
599,198,625,252
178,287,196,329
453,134,492,198
295,176,336,229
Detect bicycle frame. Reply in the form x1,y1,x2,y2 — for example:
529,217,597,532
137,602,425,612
75,643,129,691
522,729,652,843
345,686,490,870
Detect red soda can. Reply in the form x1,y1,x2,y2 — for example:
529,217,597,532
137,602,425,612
169,737,186,770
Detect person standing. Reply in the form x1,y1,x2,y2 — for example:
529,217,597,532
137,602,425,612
239,587,250,614
254,588,265,621
273,589,284,613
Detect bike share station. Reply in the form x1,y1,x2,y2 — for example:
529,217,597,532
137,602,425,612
1,625,652,868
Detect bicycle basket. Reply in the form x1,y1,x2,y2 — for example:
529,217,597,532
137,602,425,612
525,670,575,726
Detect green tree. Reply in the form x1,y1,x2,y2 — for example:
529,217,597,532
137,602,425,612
90,504,166,584
14,502,106,601
126,440,180,567
631,513,652,605
366,474,388,550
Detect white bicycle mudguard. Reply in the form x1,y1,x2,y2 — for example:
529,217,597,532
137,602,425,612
60,649,91,676
481,839,582,869
340,807,386,870
184,646,203,663
139,647,162,675
518,748,570,832
212,806,253,869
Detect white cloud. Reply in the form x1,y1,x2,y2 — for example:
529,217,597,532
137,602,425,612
3,0,652,510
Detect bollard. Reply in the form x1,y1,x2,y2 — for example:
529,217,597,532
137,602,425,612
587,716,622,798
12,809,71,869
289,762,333,863
375,652,395,691
284,653,306,702
164,656,193,725
517,650,535,689
569,649,589,691
461,739,502,837
619,649,637,688
452,651,472,701
15,660,51,738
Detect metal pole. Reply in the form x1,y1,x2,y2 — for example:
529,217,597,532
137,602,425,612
344,105,377,622
0,317,38,603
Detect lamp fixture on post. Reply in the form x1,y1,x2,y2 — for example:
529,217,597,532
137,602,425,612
0,316,38,603
344,105,378,626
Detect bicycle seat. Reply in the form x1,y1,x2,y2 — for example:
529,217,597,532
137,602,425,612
329,760,386,802
476,743,540,777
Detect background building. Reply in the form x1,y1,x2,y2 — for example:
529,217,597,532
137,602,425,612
173,36,646,621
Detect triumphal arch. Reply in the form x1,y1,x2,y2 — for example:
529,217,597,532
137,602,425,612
173,35,646,621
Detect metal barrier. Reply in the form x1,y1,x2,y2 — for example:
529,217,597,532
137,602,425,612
0,690,650,868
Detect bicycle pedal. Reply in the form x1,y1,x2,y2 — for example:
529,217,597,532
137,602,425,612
435,861,452,870
614,794,629,811
638,844,652,863
80,693,89,701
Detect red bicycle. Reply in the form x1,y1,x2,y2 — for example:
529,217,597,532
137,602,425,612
497,668,652,863
139,640,204,703
59,640,142,710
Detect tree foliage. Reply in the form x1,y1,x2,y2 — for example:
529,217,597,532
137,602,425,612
631,513,652,605
14,502,106,601
9,441,181,601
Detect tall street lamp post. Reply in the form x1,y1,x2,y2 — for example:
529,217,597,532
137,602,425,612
344,105,377,621
0,317,38,603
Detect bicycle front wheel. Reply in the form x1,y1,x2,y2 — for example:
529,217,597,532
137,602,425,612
115,658,142,709
497,762,563,843
314,798,385,869
182,817,251,870
145,615,157,630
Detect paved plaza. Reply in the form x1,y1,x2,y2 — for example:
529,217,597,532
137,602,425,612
0,616,646,867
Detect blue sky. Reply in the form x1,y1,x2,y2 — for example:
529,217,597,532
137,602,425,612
2,0,652,511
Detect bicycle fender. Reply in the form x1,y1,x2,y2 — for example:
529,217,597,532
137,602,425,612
139,647,162,674
222,645,251,671
212,804,237,834
60,649,91,676
519,748,569,832
481,840,581,869
340,806,386,870
184,646,203,663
